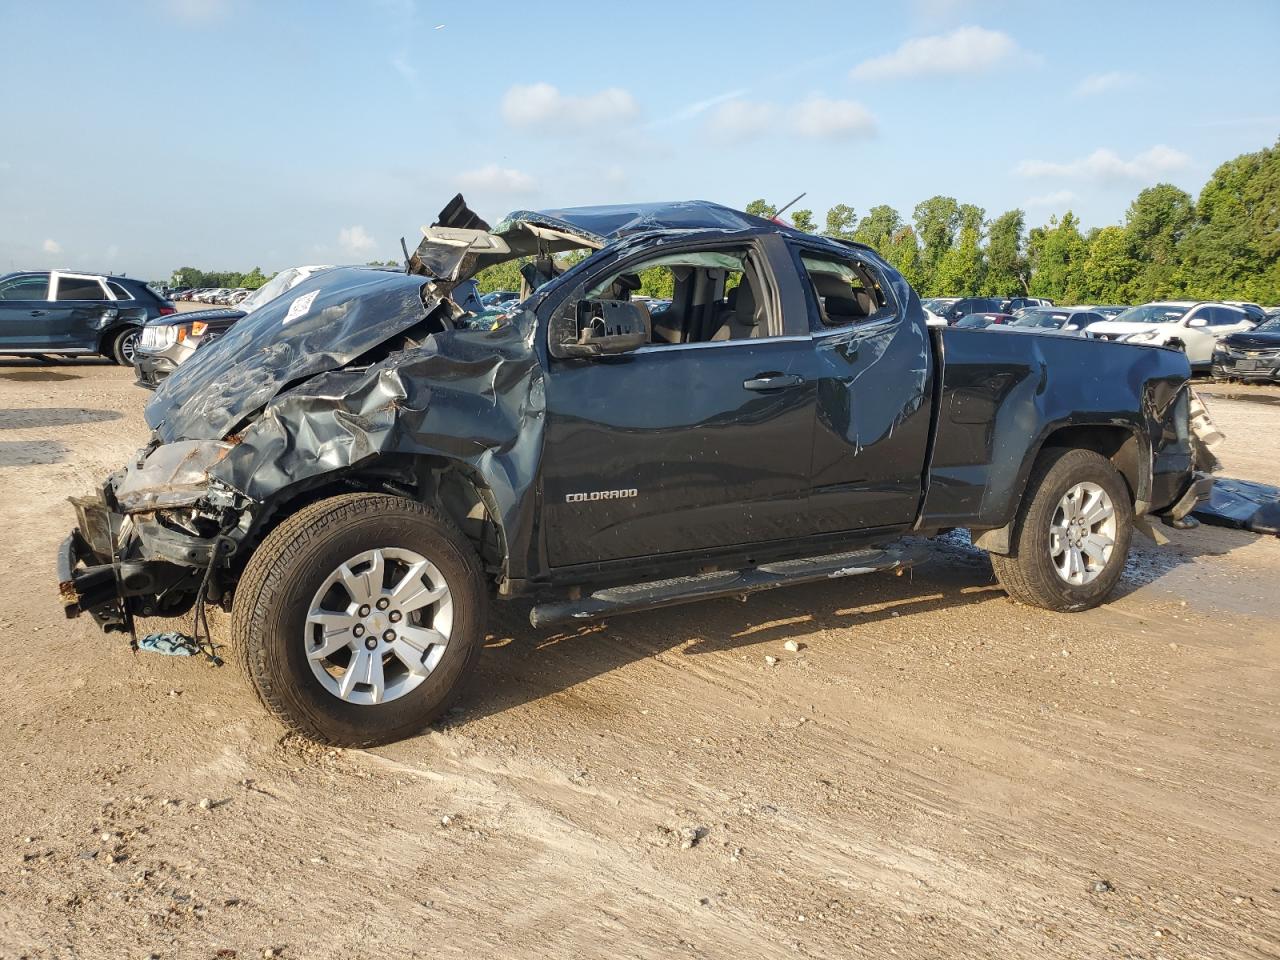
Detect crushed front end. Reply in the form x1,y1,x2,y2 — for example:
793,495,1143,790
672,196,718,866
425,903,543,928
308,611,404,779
57,439,251,632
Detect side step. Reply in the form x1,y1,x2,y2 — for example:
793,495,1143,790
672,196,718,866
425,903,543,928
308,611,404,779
528,542,928,628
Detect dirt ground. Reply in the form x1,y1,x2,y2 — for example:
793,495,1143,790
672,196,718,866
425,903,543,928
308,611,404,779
0,360,1276,960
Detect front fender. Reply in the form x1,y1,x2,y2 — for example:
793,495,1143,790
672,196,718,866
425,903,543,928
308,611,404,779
206,323,545,582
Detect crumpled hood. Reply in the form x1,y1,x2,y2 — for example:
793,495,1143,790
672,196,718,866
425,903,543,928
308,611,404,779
1220,329,1280,349
145,267,434,443
145,306,245,328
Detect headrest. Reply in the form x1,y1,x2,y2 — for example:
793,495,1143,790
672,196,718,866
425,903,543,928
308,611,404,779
824,295,862,319
812,272,851,299
734,278,759,325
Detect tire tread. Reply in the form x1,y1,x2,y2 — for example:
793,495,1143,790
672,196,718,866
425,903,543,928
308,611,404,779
989,448,1132,613
231,493,485,746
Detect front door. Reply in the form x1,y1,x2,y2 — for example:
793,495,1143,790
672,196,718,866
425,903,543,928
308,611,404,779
0,272,58,351
539,237,817,567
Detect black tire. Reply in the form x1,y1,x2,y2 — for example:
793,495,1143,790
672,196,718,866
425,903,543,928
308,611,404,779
231,493,488,746
108,327,140,365
989,448,1133,613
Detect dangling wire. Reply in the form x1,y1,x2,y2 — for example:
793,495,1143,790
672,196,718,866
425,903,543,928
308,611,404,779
187,533,234,667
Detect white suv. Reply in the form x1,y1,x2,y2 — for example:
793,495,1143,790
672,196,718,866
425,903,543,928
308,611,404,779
1084,301,1255,368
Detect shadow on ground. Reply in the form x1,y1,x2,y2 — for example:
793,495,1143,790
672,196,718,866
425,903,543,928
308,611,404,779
0,407,125,430
459,532,1002,723
0,439,71,466
448,524,1262,725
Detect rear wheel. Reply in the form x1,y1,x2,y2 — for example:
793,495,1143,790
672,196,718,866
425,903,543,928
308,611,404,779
232,493,488,746
989,448,1133,612
108,327,140,365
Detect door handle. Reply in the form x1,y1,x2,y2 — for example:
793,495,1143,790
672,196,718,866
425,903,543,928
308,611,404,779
30,309,47,316
743,373,804,391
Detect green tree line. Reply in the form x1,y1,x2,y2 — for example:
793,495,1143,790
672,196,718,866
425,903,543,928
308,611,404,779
752,138,1280,304
169,261,399,290
169,266,275,290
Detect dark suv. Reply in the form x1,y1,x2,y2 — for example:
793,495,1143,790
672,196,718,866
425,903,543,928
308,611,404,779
939,297,1004,324
0,271,174,364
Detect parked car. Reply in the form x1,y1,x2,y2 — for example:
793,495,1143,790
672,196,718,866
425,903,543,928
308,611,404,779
480,290,519,307
954,312,1015,329
1212,311,1280,382
58,196,1208,747
134,266,333,389
0,271,175,363
921,297,959,313
1085,302,1255,369
937,297,1005,325
1091,305,1129,319
1000,296,1053,313
1224,301,1267,324
999,306,1106,334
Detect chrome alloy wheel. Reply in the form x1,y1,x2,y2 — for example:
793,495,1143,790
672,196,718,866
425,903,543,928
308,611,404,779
304,548,453,705
1049,481,1117,586
119,330,140,364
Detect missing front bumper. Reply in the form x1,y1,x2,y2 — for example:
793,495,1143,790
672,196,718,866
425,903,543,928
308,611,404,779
57,493,211,632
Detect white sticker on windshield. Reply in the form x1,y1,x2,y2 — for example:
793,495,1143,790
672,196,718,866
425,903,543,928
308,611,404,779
283,290,319,325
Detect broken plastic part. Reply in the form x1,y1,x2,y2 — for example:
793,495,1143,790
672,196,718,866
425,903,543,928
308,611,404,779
113,440,235,513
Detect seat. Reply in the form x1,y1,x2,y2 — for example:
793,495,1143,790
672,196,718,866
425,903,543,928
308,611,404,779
811,272,872,325
710,275,765,341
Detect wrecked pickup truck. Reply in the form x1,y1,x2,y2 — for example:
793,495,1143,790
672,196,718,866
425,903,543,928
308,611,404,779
57,197,1209,746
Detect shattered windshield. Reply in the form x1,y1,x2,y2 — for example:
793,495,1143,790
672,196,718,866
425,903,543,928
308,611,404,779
1112,304,1188,324
237,266,333,314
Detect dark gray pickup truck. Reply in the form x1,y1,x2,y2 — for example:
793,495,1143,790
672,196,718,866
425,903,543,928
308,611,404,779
57,198,1209,746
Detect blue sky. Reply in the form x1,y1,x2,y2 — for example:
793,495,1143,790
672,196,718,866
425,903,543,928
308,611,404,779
2,0,1278,280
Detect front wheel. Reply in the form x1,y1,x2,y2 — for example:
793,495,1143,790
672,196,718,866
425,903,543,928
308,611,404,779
232,493,488,746
989,448,1133,612
109,327,141,365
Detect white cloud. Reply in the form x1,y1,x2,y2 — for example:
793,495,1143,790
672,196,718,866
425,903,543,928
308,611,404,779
42,239,62,254
456,163,536,194
338,225,376,255
791,96,877,140
706,99,779,142
851,26,1023,80
1016,145,1190,183
501,83,639,132
1073,71,1137,97
1024,189,1076,208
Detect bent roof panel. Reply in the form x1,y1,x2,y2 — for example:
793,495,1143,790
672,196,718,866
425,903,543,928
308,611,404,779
498,200,790,245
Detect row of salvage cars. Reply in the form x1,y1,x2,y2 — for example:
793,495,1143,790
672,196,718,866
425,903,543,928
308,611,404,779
922,296,1280,378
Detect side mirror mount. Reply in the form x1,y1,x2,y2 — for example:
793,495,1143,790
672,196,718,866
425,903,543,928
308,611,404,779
551,298,650,358
1186,316,1207,328
1064,323,1079,331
